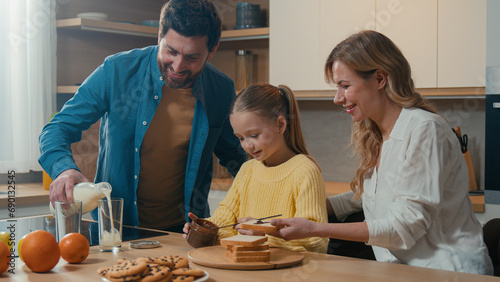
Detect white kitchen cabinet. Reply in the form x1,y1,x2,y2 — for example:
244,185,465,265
437,0,486,88
270,0,374,91
269,0,321,90
376,0,438,88
270,0,486,94
318,0,376,90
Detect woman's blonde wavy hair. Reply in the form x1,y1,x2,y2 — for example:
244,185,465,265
324,30,436,198
230,83,320,169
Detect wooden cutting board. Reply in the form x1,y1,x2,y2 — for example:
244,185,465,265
188,246,304,270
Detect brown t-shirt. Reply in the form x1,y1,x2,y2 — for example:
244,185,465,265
137,85,196,229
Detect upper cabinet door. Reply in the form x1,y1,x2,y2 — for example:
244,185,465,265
438,0,487,88
318,0,375,90
270,0,374,91
270,0,321,90
376,0,438,89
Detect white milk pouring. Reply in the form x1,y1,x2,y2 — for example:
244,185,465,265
99,189,121,248
49,182,112,215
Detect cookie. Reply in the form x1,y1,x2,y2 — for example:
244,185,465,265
107,258,148,278
105,267,148,282
164,255,189,269
171,268,205,277
116,258,127,264
139,256,175,268
171,275,195,282
141,264,173,282
153,277,176,282
97,266,110,278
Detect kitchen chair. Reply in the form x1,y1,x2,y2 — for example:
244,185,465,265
483,218,500,276
327,211,375,260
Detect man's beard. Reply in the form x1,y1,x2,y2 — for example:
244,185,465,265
160,65,204,89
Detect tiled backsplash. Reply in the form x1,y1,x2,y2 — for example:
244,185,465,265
299,98,486,189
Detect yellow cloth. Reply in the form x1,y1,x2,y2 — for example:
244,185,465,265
207,154,328,253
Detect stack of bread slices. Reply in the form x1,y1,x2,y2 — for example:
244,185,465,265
220,219,278,263
221,235,270,262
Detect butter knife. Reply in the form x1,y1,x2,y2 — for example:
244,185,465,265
217,214,282,229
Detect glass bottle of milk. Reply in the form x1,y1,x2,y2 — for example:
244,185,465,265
49,182,112,214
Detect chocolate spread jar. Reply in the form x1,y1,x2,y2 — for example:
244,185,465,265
187,219,218,248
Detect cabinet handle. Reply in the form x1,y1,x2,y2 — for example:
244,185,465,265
494,102,500,109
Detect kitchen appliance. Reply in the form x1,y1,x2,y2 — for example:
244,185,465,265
485,66,500,192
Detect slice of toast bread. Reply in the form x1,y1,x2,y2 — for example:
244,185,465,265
239,219,278,233
226,250,271,257
220,235,268,247
226,250,271,262
227,244,270,252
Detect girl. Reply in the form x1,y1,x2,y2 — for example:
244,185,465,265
184,83,328,253
271,30,493,274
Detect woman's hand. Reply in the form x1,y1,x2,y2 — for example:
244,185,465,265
182,212,199,239
270,217,318,240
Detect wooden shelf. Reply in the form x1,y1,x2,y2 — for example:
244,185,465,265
220,27,269,41
418,87,485,98
57,85,79,94
58,85,486,98
57,18,158,37
294,87,486,100
57,18,269,41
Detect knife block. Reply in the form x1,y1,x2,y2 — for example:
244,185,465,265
463,150,478,191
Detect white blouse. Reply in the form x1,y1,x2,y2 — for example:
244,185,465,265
329,107,493,275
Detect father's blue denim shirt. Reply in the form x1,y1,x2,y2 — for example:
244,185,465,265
39,45,246,226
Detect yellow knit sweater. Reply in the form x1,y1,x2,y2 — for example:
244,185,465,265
207,154,328,253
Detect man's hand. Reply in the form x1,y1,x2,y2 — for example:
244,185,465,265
270,217,317,240
49,169,89,208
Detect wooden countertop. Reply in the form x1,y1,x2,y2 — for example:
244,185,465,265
211,179,486,213
0,181,484,213
0,183,49,206
3,229,496,281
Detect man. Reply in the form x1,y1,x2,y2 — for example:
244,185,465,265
39,0,247,232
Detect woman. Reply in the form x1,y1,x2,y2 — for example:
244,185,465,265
271,30,493,275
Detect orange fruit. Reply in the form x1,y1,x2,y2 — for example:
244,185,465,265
21,230,60,272
0,241,9,274
59,233,89,264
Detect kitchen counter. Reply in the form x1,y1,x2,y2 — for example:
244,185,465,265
0,183,49,206
1,215,497,281
211,179,486,213
0,183,50,219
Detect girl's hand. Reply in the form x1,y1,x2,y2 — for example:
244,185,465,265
235,217,266,236
182,212,199,239
270,217,317,240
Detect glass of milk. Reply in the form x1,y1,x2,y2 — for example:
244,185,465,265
97,198,123,252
